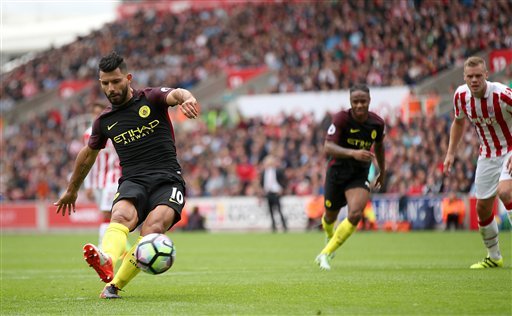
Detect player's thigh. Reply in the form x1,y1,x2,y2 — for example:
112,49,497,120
111,180,146,230
474,156,502,199
345,187,370,215
497,151,512,200
147,181,186,229
497,179,512,202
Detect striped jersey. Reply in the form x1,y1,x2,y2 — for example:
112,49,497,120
453,81,512,158
83,126,122,189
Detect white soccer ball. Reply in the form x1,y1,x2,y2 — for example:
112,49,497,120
135,233,176,274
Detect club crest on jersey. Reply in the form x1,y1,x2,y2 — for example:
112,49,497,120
327,124,336,135
371,130,377,139
139,105,151,118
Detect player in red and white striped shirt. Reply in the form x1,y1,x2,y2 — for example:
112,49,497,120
444,56,512,269
83,102,122,248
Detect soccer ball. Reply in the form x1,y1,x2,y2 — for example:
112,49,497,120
135,233,176,274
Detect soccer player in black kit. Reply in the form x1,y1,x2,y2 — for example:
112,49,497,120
54,51,199,298
315,84,386,271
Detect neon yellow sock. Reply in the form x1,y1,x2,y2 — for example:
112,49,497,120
102,223,129,266
322,215,335,239
111,236,143,289
321,218,356,255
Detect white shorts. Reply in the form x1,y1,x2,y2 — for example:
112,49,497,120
474,151,512,199
93,184,118,212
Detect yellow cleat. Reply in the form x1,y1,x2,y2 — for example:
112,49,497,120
470,256,504,269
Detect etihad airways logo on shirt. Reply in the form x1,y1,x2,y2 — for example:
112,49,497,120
113,120,160,144
347,138,372,150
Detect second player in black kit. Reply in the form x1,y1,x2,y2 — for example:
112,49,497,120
315,84,386,271
55,51,200,298
323,106,385,211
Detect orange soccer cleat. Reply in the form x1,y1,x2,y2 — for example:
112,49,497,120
83,243,114,283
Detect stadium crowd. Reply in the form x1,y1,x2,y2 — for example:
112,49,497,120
3,0,508,201
2,0,511,109
1,101,478,201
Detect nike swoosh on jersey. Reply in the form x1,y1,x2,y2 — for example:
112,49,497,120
107,122,119,130
169,198,181,205
350,129,360,133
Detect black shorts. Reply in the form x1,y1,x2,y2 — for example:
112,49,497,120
113,172,186,230
323,165,370,212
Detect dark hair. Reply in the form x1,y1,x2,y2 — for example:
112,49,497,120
98,51,127,73
349,84,370,95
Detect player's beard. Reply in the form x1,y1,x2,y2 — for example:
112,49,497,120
106,85,129,106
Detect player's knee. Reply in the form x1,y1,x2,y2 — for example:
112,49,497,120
347,212,362,225
497,186,512,206
110,209,137,229
347,205,365,224
323,211,338,223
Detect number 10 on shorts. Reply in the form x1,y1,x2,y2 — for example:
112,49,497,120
169,187,184,205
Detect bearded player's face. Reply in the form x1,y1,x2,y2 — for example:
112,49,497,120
350,90,370,121
99,68,131,106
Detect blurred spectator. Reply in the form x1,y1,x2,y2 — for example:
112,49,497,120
260,154,288,233
185,206,206,231
360,201,377,231
425,90,441,118
401,89,422,123
441,191,466,230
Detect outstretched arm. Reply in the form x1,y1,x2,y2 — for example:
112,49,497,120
54,146,99,216
166,88,199,119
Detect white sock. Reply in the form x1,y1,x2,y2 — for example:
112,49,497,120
479,218,501,260
99,223,109,249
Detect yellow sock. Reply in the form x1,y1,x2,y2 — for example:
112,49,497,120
102,223,129,266
322,215,335,239
321,218,356,255
111,236,143,289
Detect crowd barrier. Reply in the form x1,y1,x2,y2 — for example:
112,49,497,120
0,194,505,232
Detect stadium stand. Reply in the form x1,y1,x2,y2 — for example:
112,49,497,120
1,0,511,201
2,0,511,105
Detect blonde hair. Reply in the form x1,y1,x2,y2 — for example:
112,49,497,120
464,56,486,70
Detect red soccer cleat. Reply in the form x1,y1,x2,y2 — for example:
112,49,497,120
83,243,114,283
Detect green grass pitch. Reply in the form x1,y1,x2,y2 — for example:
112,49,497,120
1,231,510,315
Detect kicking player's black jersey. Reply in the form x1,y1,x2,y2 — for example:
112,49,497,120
325,109,385,170
88,87,181,183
